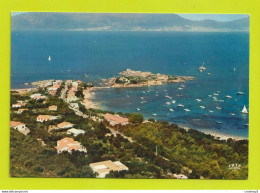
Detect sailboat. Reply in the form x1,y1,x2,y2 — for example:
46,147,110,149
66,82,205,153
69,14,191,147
48,56,51,61
241,105,248,114
199,61,206,71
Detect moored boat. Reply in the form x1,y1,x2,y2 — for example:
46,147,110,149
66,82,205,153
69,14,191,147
237,92,245,95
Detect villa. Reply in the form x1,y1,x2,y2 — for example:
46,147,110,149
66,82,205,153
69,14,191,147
48,105,57,111
57,121,74,129
17,108,28,114
89,160,128,178
12,103,25,108
67,128,85,136
30,93,41,98
37,115,58,122
10,121,30,135
104,113,129,126
55,137,87,154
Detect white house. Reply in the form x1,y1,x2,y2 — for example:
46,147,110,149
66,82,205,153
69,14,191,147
90,160,128,178
37,115,58,122
173,174,188,179
67,128,85,136
30,93,41,99
12,103,25,108
10,121,30,135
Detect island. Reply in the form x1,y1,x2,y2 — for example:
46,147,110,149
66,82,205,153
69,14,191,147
105,69,194,88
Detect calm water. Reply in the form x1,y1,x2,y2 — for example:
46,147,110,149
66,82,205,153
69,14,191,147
11,31,249,138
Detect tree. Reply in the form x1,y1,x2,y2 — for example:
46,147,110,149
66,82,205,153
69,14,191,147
128,113,144,124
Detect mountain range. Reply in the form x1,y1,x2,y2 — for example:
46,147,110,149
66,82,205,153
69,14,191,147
11,13,249,32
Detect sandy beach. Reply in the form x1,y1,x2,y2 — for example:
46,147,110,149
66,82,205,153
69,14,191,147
182,126,248,141
82,87,99,109
202,130,248,141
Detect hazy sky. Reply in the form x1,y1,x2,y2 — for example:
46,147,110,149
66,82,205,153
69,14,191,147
11,12,248,22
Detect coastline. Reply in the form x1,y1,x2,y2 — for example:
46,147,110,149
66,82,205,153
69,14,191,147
180,125,248,141
84,89,248,141
10,82,248,142
82,87,105,109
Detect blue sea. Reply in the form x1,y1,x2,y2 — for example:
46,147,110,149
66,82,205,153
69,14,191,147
11,31,249,138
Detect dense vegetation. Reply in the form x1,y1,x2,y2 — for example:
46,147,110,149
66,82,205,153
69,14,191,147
118,122,248,179
10,90,248,179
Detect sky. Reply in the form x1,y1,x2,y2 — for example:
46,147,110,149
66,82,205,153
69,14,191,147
11,12,248,22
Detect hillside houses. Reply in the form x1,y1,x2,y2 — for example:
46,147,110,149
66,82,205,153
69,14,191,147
55,137,87,154
90,160,128,178
10,121,30,135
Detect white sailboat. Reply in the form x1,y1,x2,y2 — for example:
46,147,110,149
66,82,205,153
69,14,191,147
199,61,206,71
48,56,51,61
241,105,248,114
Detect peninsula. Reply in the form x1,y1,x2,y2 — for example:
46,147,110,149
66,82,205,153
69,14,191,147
105,69,194,88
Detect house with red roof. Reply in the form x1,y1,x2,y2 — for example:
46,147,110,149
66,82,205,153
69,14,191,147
57,121,74,129
12,103,25,108
10,121,30,135
37,115,58,122
55,137,87,154
48,105,57,111
104,113,129,126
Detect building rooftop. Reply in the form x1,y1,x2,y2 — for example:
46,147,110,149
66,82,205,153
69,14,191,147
10,121,25,127
48,105,57,110
90,160,128,178
104,113,129,124
57,121,74,128
56,137,86,153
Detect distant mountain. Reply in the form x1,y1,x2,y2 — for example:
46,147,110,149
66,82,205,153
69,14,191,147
11,13,249,32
